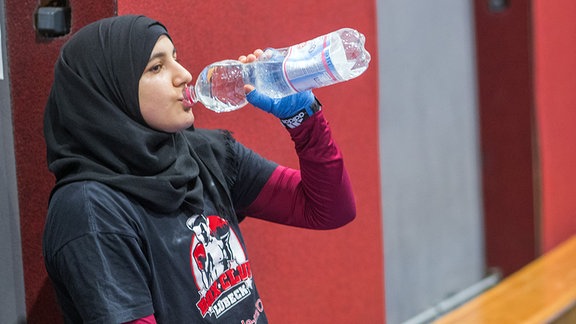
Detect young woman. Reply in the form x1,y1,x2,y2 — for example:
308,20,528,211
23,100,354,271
43,15,355,323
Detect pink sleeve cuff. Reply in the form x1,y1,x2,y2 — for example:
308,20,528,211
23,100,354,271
124,314,156,324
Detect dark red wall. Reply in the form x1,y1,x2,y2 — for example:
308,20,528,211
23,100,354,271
474,0,538,276
118,1,384,323
5,1,116,322
475,0,576,276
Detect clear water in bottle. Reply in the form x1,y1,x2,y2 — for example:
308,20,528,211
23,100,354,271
184,28,371,113
191,60,247,113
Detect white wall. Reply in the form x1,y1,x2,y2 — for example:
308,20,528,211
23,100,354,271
376,1,485,322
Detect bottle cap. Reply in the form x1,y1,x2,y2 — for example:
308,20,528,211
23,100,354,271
183,85,197,108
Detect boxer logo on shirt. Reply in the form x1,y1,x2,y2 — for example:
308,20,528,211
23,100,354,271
186,214,254,318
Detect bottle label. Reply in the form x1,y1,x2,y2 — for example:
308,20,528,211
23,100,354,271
283,34,342,92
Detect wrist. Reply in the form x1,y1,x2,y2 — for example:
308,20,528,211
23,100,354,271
280,98,322,129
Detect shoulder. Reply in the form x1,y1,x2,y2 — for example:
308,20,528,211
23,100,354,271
50,181,132,214
46,181,142,240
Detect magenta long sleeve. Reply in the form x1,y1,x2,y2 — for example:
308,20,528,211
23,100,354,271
245,110,356,229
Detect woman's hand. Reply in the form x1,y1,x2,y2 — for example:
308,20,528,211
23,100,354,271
238,49,318,125
238,49,264,94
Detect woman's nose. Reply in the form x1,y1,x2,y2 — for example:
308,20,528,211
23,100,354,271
175,62,193,85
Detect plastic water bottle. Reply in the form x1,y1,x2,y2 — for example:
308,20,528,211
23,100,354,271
183,28,371,113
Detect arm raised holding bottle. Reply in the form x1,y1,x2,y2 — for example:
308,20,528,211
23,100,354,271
238,49,356,229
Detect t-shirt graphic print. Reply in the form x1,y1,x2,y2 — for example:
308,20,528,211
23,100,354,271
186,214,254,319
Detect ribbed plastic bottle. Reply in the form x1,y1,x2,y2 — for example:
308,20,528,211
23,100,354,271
183,28,371,113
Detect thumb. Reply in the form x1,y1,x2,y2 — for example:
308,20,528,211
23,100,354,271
243,84,255,94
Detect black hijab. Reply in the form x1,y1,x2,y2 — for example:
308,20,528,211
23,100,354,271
44,15,221,215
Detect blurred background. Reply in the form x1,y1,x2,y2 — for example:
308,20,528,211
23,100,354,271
1,0,575,323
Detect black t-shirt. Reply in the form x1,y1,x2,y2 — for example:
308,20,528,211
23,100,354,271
43,138,276,324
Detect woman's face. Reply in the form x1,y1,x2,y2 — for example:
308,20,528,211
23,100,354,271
139,35,194,132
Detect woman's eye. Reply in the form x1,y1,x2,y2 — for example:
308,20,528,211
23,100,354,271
150,64,162,73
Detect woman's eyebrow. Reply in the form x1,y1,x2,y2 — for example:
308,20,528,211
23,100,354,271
148,51,167,62
147,47,177,62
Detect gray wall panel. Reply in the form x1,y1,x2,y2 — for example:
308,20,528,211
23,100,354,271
0,0,27,322
376,1,485,322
